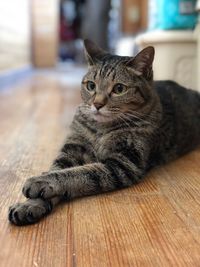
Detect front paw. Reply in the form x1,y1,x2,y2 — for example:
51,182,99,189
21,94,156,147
8,199,52,226
22,175,61,199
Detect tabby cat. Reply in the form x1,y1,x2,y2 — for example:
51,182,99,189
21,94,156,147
9,39,200,225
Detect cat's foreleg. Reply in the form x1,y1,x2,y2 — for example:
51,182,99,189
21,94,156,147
8,137,91,225
22,155,144,200
48,138,93,172
9,154,145,225
8,196,61,226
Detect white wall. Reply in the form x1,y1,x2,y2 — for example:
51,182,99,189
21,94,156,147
0,0,31,71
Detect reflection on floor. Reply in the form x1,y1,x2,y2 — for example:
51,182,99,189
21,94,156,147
0,68,200,266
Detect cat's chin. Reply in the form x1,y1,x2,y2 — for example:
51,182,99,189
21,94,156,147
91,113,113,123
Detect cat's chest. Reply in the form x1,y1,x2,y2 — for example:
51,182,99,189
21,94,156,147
92,130,134,159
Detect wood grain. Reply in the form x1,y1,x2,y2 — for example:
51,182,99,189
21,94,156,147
0,71,200,266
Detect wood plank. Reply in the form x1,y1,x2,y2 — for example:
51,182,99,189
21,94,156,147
0,71,200,266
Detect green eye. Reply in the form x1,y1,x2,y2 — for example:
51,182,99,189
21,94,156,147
112,83,127,95
86,81,96,92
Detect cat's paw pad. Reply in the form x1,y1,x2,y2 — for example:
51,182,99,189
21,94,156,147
22,176,59,199
8,199,52,226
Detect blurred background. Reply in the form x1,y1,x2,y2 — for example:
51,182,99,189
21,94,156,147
0,0,200,90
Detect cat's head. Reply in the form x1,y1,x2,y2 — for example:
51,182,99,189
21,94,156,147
81,39,155,123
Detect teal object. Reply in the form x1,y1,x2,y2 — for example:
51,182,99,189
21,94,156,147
149,0,197,30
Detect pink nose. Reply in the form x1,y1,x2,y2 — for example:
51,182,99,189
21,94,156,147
94,102,104,110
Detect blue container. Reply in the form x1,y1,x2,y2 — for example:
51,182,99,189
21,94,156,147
149,0,197,30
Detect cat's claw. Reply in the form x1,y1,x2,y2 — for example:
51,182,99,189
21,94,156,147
8,199,52,226
22,175,61,199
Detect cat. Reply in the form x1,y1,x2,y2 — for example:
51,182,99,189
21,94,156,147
9,39,200,226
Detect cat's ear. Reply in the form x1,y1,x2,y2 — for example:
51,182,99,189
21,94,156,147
83,39,107,66
126,46,155,80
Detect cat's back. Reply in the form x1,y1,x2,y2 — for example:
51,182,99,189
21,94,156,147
154,80,200,120
152,80,200,159
154,80,200,104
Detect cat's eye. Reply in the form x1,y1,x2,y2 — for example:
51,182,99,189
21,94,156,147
86,81,96,92
112,83,127,95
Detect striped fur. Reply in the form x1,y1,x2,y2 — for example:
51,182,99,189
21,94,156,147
9,40,200,225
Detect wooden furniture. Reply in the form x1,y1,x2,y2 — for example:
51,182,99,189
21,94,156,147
31,0,59,67
121,0,148,34
195,0,200,90
1,70,200,266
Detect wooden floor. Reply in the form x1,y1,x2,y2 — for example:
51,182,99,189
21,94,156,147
1,70,200,267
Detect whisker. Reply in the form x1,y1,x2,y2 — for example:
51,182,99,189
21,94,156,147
123,111,157,124
81,105,157,128
119,111,157,127
117,114,132,128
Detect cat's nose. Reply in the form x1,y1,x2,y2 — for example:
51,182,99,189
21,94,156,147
94,102,104,110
